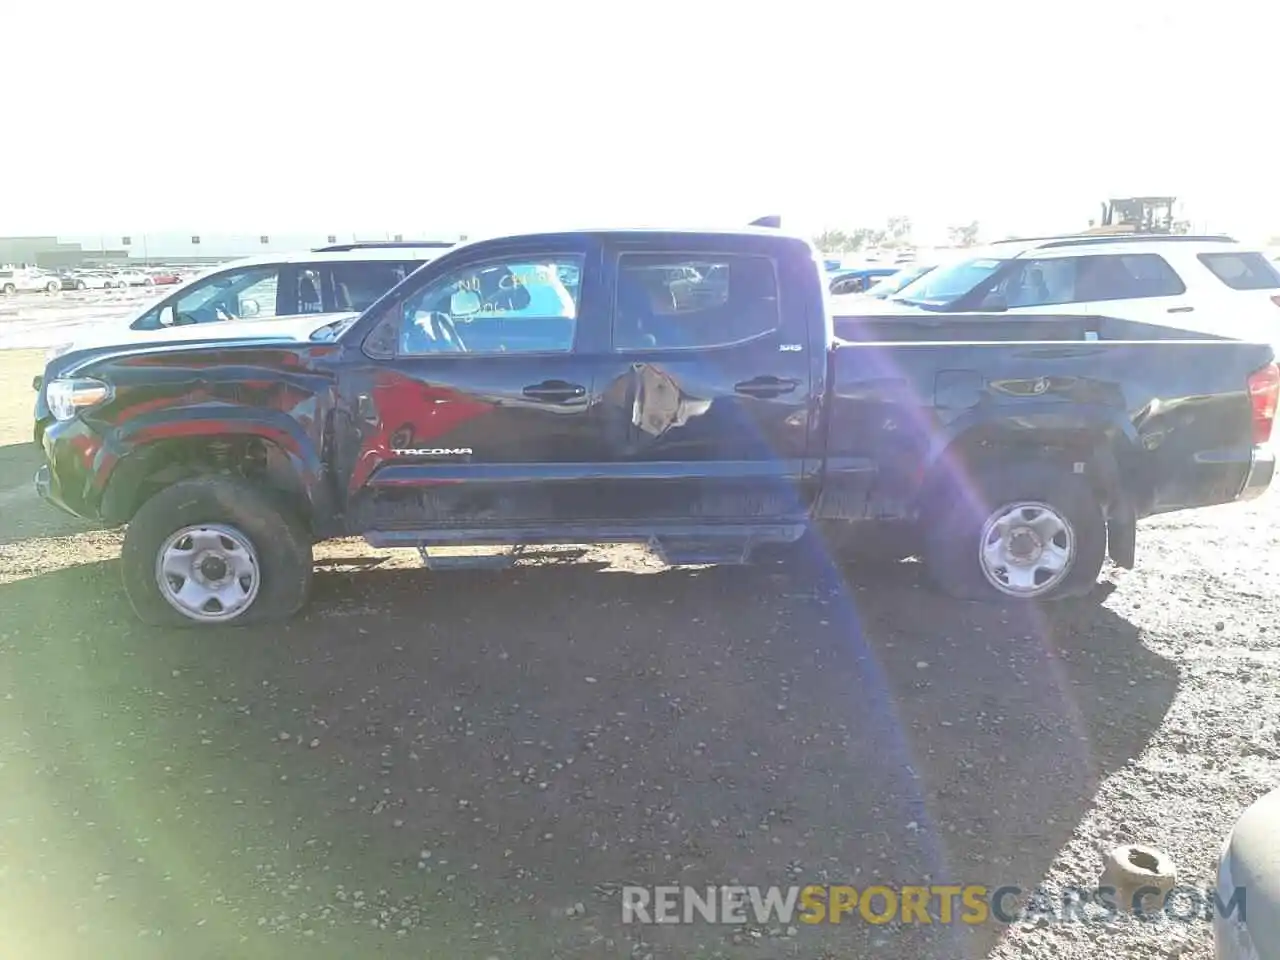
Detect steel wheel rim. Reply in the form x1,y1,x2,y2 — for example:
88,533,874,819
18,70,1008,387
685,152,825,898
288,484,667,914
155,523,261,622
977,500,1075,598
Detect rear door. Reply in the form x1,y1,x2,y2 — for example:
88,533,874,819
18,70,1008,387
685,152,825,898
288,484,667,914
343,237,602,530
584,241,816,523
1075,252,1192,323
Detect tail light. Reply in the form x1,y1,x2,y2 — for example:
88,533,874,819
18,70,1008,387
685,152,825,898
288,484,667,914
1248,362,1280,444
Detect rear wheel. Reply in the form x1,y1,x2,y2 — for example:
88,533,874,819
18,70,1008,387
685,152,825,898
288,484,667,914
121,476,313,627
922,462,1105,601
1,283,15,295
75,279,87,290
46,280,60,293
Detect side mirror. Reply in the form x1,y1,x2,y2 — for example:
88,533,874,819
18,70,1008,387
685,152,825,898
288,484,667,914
158,305,175,326
449,289,481,317
979,293,1008,312
238,298,261,319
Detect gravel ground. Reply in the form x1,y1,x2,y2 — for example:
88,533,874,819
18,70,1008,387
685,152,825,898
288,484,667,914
0,339,1275,959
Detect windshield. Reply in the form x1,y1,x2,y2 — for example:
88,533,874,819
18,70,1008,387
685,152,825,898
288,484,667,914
866,264,934,298
894,257,1008,305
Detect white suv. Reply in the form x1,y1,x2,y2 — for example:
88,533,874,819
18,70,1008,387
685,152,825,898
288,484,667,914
1,267,62,295
44,241,454,360
831,234,1280,341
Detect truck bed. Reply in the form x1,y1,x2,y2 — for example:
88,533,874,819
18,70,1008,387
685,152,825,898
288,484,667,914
822,326,1274,525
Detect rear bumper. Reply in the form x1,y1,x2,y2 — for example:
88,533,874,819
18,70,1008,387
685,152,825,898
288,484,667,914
1239,445,1276,502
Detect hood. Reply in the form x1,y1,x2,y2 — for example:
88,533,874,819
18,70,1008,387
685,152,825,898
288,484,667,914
49,312,361,360
828,292,932,317
53,313,360,378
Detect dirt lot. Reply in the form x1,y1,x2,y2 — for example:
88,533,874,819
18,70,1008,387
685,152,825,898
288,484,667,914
1,342,1277,960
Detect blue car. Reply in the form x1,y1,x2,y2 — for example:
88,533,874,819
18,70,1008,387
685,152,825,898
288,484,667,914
827,266,901,296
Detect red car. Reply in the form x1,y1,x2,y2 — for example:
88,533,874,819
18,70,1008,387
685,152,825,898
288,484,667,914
147,270,184,286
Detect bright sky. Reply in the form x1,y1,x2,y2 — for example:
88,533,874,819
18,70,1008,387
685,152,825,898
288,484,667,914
1,0,1275,244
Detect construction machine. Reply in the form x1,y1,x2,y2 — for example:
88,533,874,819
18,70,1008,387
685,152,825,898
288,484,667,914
1083,196,1190,235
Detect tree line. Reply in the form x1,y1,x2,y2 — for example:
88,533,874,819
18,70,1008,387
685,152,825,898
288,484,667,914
813,217,981,252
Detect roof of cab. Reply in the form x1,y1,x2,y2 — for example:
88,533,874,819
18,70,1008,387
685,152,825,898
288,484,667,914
451,226,817,252
204,246,449,271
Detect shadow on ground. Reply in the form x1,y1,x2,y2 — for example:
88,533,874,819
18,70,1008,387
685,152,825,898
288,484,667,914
0,438,41,489
0,441,96,544
0,548,1175,960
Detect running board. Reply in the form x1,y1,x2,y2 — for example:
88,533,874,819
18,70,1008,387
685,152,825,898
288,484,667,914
365,523,807,567
415,546,526,570
649,536,755,566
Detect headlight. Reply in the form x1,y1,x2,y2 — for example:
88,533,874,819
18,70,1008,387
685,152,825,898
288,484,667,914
46,378,112,421
45,341,75,362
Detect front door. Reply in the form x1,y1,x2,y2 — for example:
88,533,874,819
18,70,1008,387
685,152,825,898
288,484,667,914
342,241,601,532
584,244,816,523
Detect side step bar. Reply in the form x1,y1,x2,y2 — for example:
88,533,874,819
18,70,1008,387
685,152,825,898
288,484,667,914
366,523,807,569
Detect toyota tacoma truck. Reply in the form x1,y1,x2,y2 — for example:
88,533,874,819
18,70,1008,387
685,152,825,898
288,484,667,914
33,228,1279,627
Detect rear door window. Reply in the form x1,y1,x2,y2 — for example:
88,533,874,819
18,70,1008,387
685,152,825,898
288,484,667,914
612,254,779,351
1076,254,1186,302
1197,252,1280,290
326,261,417,311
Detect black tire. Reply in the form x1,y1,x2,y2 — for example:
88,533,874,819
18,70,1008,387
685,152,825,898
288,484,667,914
121,476,313,627
922,462,1105,602
75,280,87,290
1,283,15,295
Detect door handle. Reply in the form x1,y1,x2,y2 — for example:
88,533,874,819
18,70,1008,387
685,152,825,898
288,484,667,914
734,376,799,398
1167,306,1195,313
522,380,587,402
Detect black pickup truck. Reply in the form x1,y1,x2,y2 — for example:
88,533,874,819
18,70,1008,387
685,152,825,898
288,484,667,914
34,228,1278,627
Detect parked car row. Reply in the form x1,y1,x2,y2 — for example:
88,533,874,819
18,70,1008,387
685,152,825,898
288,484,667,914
57,267,187,290
0,266,191,295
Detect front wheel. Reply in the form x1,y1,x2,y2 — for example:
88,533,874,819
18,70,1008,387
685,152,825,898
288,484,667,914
1,283,15,295
922,462,1106,602
46,280,60,293
121,477,313,627
75,280,87,290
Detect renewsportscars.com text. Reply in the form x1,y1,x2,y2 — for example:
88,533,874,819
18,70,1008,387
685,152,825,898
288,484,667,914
620,884,1246,926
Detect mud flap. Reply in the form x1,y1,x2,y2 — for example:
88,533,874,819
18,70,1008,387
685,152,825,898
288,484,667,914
1107,502,1137,569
